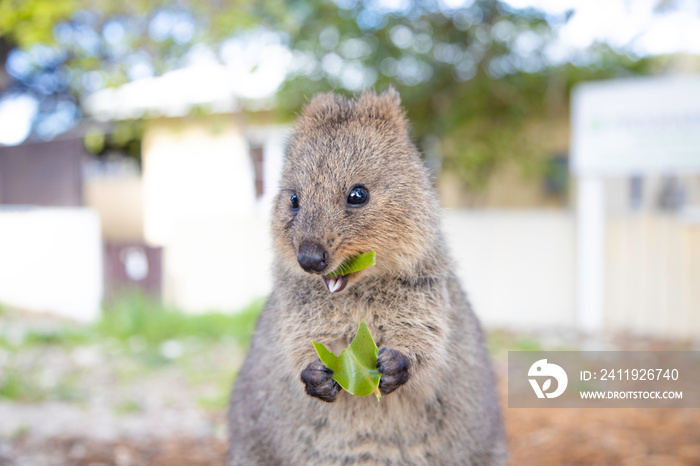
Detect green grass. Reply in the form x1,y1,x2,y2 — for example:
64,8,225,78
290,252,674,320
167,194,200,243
0,368,46,402
0,295,263,404
97,293,264,349
23,327,93,347
115,399,144,415
50,376,85,402
487,329,544,357
0,365,86,403
10,424,29,439
197,385,232,411
0,369,27,401
0,294,263,351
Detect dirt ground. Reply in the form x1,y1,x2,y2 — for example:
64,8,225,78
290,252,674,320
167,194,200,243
3,376,699,466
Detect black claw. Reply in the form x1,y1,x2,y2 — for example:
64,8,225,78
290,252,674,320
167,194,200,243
377,347,411,395
301,359,340,403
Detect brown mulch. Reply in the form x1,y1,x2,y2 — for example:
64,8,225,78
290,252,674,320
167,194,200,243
505,405,700,465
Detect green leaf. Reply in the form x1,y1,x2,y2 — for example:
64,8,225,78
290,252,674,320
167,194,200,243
312,319,381,401
325,251,376,278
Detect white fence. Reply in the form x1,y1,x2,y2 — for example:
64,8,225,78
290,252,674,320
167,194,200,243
444,210,700,338
605,214,700,338
1,207,698,339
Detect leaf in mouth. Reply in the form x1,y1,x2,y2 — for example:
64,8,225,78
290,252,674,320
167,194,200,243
325,250,376,278
312,319,382,401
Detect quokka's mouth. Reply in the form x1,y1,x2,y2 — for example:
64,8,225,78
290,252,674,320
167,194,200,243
320,250,375,293
322,274,349,293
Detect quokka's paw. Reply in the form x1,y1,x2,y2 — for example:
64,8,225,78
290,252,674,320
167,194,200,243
301,359,340,402
377,347,411,395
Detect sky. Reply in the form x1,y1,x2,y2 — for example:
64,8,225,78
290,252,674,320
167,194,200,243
2,0,700,145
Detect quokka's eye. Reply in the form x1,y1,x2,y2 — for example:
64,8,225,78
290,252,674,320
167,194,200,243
290,193,299,211
347,185,369,207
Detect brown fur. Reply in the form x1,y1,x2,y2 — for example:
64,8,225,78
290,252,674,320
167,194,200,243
228,90,506,465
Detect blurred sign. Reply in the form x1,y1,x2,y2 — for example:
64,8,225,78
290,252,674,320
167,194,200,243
571,76,700,174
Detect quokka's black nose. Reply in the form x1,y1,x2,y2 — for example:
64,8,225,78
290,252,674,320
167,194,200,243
297,241,328,273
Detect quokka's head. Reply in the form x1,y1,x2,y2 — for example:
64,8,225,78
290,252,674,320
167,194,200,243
271,89,440,293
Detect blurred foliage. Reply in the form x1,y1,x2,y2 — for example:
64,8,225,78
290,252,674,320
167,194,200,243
273,0,655,191
0,0,78,46
83,120,144,161
0,0,668,190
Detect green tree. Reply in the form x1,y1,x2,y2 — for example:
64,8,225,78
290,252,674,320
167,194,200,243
273,1,653,193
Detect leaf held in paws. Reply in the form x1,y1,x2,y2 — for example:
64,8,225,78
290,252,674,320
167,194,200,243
312,319,381,401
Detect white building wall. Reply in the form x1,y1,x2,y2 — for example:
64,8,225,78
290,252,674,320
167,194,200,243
142,118,255,247
141,118,288,313
0,208,103,321
84,175,144,242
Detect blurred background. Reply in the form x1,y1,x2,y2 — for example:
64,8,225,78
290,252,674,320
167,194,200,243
0,0,699,464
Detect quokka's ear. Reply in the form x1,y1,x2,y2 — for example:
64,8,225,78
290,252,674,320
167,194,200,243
378,86,401,109
298,92,345,124
357,87,407,130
